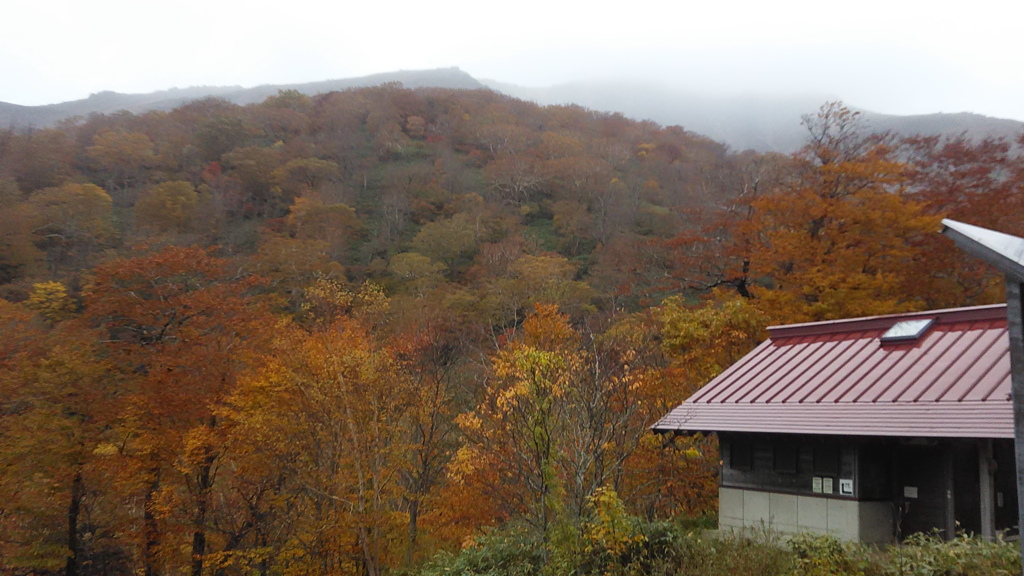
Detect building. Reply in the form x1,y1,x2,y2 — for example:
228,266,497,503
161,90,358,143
654,304,1017,543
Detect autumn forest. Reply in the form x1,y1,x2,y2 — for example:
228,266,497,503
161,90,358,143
1,86,1023,575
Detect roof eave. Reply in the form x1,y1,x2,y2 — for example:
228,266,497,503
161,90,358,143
942,219,1024,283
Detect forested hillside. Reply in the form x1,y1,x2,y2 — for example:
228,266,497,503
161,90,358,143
1,86,1023,576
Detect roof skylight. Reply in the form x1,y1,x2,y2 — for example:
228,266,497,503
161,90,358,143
881,318,935,343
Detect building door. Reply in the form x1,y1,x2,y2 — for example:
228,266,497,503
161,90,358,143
896,444,952,539
952,441,981,536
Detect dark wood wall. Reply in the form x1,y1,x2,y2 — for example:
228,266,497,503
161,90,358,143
994,439,1019,532
719,432,1020,539
720,432,884,500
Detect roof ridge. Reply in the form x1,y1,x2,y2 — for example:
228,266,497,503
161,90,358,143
768,304,1007,340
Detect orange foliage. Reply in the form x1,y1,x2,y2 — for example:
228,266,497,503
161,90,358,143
83,246,273,576
1,87,1023,575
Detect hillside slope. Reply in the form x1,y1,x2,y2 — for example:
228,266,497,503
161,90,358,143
487,79,1024,152
0,67,483,128
3,68,1021,152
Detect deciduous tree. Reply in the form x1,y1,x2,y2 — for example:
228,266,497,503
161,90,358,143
135,181,200,233
83,246,271,576
454,305,664,562
227,317,414,576
27,183,114,276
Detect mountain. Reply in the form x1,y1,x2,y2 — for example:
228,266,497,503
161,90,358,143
484,79,1024,153
866,112,1024,147
0,67,484,129
3,67,1021,153
0,85,245,128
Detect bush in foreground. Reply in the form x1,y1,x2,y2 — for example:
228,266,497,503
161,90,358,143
418,518,1021,576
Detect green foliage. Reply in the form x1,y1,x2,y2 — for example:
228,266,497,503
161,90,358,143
885,532,1020,576
524,217,560,253
416,521,795,576
788,533,872,576
419,524,544,576
417,522,1024,576
666,528,795,576
412,213,480,269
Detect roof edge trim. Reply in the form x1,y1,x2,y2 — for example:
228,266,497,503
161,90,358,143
768,304,1006,340
942,219,1024,282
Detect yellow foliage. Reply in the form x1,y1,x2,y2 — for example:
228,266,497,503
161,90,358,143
226,317,413,574
455,304,669,537
29,183,114,243
300,277,354,321
584,487,644,559
659,294,767,398
135,181,199,232
25,281,75,323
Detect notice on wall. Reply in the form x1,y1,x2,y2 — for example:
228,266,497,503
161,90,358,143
822,477,834,494
839,478,854,495
812,477,822,493
904,486,919,499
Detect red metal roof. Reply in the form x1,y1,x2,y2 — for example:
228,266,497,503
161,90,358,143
654,304,1013,438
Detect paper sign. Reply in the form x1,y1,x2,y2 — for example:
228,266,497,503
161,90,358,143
822,477,834,494
839,479,853,495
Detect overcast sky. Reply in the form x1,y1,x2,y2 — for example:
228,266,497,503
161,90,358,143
4,0,1024,120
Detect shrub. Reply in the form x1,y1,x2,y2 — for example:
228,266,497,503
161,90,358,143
417,519,1021,576
788,533,874,576
885,532,1019,576
418,524,543,576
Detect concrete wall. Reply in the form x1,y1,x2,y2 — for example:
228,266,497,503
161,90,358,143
719,487,893,544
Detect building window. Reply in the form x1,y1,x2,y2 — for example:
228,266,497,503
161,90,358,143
731,441,753,471
774,443,798,474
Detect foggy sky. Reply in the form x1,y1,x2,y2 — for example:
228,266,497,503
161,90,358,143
4,0,1023,121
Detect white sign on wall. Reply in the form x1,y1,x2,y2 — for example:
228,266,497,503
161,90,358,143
839,478,853,495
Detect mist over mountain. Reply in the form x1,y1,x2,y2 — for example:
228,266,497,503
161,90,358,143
2,67,1021,153
0,68,484,129
485,79,1024,152
483,79,833,152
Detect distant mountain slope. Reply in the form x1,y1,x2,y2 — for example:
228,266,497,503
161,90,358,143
0,85,245,127
0,67,484,129
220,67,485,105
487,79,832,152
866,112,1024,146
3,68,1021,153
485,79,1024,153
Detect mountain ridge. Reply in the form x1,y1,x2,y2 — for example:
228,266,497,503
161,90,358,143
3,67,1020,153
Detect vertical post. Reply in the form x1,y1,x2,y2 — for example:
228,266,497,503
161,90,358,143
1005,279,1024,569
980,439,995,541
945,447,956,540
892,444,902,541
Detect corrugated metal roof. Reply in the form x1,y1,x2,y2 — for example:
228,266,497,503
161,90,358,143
654,304,1012,438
